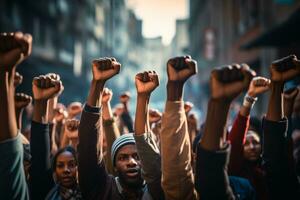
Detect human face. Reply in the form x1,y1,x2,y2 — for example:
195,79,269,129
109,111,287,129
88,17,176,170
243,132,261,161
55,151,77,188
114,144,143,188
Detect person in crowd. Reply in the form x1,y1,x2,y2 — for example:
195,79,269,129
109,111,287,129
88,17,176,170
78,57,160,199
0,31,32,200
160,55,198,200
228,76,271,200
262,55,300,199
134,70,165,200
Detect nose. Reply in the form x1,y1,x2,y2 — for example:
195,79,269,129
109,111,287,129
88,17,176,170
127,156,138,167
249,143,255,149
63,165,71,173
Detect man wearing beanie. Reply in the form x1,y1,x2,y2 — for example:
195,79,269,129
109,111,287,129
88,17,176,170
78,58,153,200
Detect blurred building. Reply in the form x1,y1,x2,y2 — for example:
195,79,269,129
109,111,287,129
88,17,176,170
188,0,300,116
0,0,148,106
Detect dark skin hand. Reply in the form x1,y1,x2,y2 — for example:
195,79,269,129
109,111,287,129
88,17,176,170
135,71,159,135
267,55,300,121
200,64,255,151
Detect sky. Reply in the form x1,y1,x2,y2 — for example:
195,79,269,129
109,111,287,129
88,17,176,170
127,0,188,45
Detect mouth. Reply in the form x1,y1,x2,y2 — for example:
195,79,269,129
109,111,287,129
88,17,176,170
61,176,74,184
125,169,139,178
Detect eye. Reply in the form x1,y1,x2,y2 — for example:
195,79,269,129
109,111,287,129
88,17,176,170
68,161,76,168
133,153,140,161
56,163,64,169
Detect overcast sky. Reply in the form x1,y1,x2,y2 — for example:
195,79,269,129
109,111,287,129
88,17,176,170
127,0,188,45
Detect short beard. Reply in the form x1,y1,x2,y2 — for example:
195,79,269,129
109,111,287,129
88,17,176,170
117,170,144,189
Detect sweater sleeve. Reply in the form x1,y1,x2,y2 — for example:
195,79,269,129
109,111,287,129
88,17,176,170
78,104,109,199
195,143,235,200
29,121,54,200
228,113,250,175
160,101,197,200
134,132,164,200
262,117,300,199
0,134,29,200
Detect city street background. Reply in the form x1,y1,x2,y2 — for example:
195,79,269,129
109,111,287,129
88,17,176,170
1,0,300,123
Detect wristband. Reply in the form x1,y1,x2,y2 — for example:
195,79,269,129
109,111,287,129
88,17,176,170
243,94,258,109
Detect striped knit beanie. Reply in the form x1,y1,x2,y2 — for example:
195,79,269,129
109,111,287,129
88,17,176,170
111,133,136,166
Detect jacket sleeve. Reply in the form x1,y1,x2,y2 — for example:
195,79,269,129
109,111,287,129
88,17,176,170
29,121,54,200
262,117,300,199
103,118,120,175
227,113,250,175
134,132,165,200
195,143,235,200
160,101,197,200
78,104,109,199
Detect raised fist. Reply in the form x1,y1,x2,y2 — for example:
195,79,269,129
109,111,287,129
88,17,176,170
102,88,113,104
270,55,300,82
54,103,68,122
247,76,271,97
167,55,197,82
149,108,162,123
184,101,194,113
0,32,32,69
67,102,82,118
32,74,64,100
135,71,159,95
15,93,32,110
14,72,23,87
210,64,256,100
65,119,80,139
119,91,130,103
92,57,121,81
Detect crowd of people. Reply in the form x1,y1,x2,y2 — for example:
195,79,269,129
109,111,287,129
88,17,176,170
0,31,300,200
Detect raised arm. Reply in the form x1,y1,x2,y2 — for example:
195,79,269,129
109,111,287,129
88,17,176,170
134,71,164,200
0,32,32,200
228,76,270,174
30,74,63,200
197,64,255,199
78,57,120,199
120,92,134,133
263,55,300,199
101,88,120,175
161,56,198,200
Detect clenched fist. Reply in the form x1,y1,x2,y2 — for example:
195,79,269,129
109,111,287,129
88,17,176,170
67,102,82,118
102,88,113,104
92,57,121,82
211,64,256,100
271,55,300,82
0,32,32,70
167,55,197,82
32,74,64,100
65,119,80,139
135,71,159,95
149,108,162,124
14,72,23,87
247,76,271,97
15,93,32,110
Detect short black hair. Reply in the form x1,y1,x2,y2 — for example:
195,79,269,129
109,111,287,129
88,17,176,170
51,146,77,172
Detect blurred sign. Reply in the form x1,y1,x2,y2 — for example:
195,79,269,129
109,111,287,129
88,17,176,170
204,28,215,60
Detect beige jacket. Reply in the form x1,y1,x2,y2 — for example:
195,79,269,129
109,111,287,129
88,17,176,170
160,101,197,200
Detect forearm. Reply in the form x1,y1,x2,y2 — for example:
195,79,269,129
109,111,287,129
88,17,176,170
15,108,24,130
87,80,104,107
200,99,231,151
32,100,49,124
135,94,150,135
167,81,183,101
102,102,113,120
266,82,284,121
0,71,18,141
